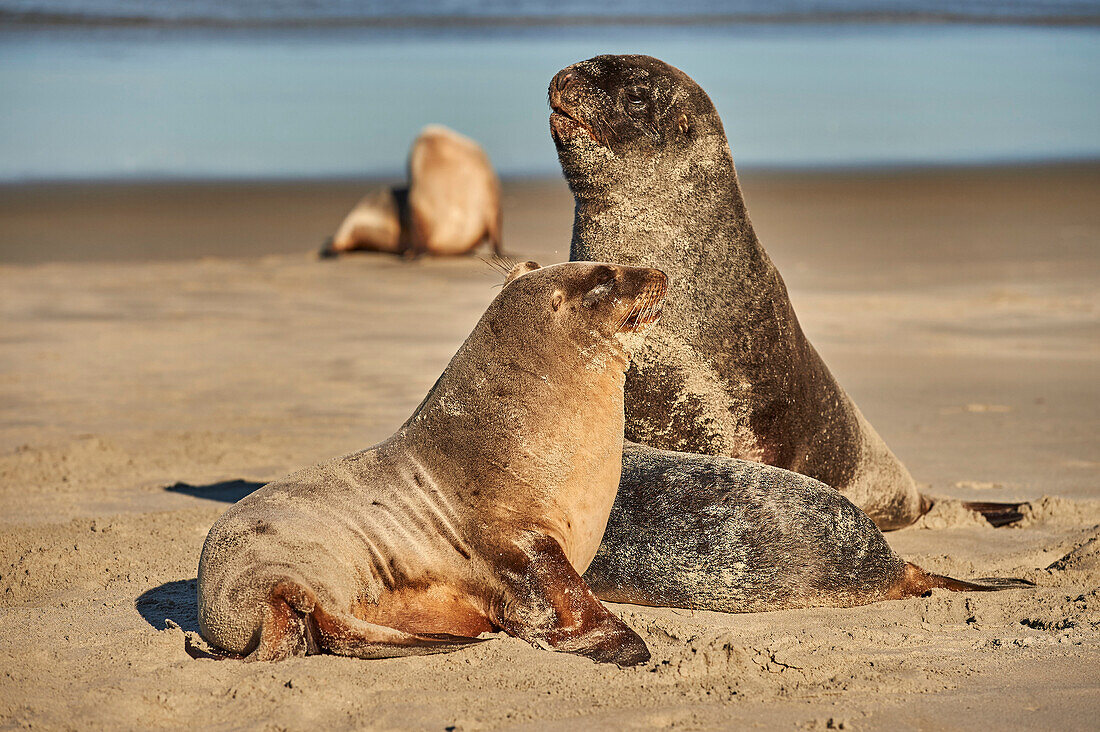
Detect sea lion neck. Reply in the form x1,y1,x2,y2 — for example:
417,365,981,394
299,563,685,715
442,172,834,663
568,135,780,324
395,315,627,570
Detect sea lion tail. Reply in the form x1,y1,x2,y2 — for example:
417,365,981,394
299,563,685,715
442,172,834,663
898,563,1035,596
960,500,1029,528
163,619,246,661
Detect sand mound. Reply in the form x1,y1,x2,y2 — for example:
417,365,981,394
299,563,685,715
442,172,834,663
913,498,992,530
1018,496,1100,528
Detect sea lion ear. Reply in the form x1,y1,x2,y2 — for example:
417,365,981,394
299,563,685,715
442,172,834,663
504,261,541,285
677,113,691,135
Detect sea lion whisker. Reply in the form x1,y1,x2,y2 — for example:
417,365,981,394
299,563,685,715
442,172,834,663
617,298,642,331
478,256,508,276
493,253,520,272
640,296,657,326
595,115,618,153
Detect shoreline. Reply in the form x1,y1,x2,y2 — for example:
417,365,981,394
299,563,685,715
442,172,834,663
2,161,1098,266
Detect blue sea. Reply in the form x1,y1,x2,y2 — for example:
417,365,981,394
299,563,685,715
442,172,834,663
1,1,1098,180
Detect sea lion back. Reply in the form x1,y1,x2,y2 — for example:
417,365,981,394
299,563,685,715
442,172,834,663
407,125,501,255
584,442,909,613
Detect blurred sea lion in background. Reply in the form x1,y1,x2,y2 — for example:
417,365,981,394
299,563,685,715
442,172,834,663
323,125,503,258
195,260,667,666
325,186,407,255
551,54,1024,530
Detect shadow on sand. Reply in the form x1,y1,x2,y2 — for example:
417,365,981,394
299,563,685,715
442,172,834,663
139,481,264,632
136,578,200,632
165,479,263,503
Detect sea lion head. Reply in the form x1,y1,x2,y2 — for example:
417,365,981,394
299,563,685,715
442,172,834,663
499,260,668,359
548,54,724,189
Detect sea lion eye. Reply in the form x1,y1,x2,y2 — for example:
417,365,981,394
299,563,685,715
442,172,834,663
583,281,613,308
583,268,616,307
624,90,647,110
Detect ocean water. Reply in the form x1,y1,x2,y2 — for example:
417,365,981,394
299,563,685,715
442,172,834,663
1,8,1098,180
3,0,1099,24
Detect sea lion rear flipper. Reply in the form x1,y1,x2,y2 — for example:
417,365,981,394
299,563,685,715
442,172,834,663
492,534,651,667
923,574,1036,593
233,581,484,662
960,500,1030,528
310,605,486,659
894,563,1035,597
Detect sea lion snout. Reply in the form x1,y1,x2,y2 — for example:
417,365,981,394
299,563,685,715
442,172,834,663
551,70,575,95
549,66,605,147
611,266,668,332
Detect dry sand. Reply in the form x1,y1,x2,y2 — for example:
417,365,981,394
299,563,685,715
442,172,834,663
1,165,1098,730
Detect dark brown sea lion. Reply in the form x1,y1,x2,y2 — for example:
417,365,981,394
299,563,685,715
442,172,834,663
585,442,1032,613
196,260,667,665
323,125,503,258
551,54,1023,530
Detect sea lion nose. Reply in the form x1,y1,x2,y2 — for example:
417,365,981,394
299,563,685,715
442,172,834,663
554,71,575,94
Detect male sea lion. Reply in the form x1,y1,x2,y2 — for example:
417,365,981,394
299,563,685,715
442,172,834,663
585,442,1032,613
322,125,502,258
551,54,1023,530
196,260,667,665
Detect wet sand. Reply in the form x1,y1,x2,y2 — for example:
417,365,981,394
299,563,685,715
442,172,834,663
1,164,1098,729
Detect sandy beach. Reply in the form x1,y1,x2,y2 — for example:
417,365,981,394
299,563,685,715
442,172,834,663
1,164,1098,729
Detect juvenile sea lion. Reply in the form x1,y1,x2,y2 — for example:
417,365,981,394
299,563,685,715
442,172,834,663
322,125,502,258
551,54,1022,530
324,186,406,256
585,442,1032,613
197,260,667,665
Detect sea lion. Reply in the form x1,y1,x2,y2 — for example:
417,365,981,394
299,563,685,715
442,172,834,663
551,54,1023,530
324,186,406,255
584,442,1032,613
405,125,503,257
322,125,502,258
196,260,667,666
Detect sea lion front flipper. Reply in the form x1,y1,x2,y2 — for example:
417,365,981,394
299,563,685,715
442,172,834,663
492,534,651,667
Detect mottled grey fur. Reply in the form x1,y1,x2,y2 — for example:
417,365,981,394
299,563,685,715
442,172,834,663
584,442,909,612
552,54,923,529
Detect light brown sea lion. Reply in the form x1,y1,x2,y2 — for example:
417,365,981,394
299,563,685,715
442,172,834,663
196,260,667,666
551,54,1023,530
585,442,1033,613
324,125,503,258
405,125,503,257
325,186,406,255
